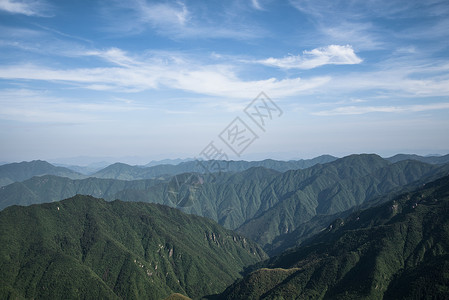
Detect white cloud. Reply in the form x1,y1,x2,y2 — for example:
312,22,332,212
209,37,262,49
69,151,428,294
0,0,50,16
251,0,263,10
136,0,189,27
313,103,449,116
84,48,138,67
101,0,265,40
0,47,331,98
324,61,449,98
321,22,383,50
0,89,146,123
257,45,362,69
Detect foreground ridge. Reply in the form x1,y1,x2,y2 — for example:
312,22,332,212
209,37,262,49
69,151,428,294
219,175,449,299
0,195,267,299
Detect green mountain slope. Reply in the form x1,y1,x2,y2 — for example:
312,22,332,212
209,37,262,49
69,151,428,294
0,160,84,187
0,195,267,299
1,155,448,256
219,175,449,299
235,156,449,249
0,176,164,210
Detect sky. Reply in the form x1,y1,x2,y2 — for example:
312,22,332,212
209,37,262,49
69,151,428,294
0,0,448,164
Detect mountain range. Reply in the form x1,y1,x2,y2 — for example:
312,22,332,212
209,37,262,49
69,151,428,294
1,153,449,298
0,195,266,299
0,156,337,185
218,174,449,299
1,154,449,257
2,153,448,185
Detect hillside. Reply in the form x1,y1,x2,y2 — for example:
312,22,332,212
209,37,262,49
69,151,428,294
0,160,84,187
235,155,449,248
0,176,164,210
0,195,266,299
219,175,449,299
1,155,448,255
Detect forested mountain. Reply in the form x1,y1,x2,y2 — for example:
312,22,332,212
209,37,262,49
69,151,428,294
235,155,449,250
0,195,266,299
0,160,85,187
2,155,449,299
3,154,447,185
2,155,448,256
0,176,164,210
219,175,449,299
0,156,337,185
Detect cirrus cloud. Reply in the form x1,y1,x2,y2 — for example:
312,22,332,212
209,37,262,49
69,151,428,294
0,0,51,16
256,45,362,69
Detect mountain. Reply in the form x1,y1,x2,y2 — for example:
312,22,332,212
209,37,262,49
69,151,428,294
218,175,449,299
91,162,187,180
386,153,449,165
52,161,110,175
145,158,194,167
0,176,164,211
235,155,449,249
0,195,266,299
267,164,449,256
91,155,338,180
1,155,448,255
0,160,85,187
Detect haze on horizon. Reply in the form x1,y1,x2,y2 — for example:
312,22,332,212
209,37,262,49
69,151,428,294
1,0,448,164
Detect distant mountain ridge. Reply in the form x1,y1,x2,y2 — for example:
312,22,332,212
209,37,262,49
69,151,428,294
0,156,338,185
90,155,339,180
2,154,448,185
0,195,266,299
145,158,194,167
385,153,449,164
0,160,84,187
2,154,449,257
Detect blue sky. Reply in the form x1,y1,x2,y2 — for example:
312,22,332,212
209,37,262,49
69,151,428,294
0,0,448,164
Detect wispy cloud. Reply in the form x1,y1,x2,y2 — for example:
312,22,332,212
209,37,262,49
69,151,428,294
320,22,383,50
0,89,145,123
0,46,332,98
0,0,51,16
100,0,265,40
134,0,189,28
325,60,449,98
313,103,449,116
251,0,263,10
256,45,362,69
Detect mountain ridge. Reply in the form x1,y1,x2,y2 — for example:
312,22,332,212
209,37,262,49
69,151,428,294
218,174,449,299
0,195,267,299
2,155,448,257
0,160,85,187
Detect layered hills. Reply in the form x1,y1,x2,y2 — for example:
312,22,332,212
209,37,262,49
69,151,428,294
1,154,449,299
2,155,448,256
219,175,449,299
0,160,84,187
0,195,266,299
0,156,337,186
89,155,338,180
